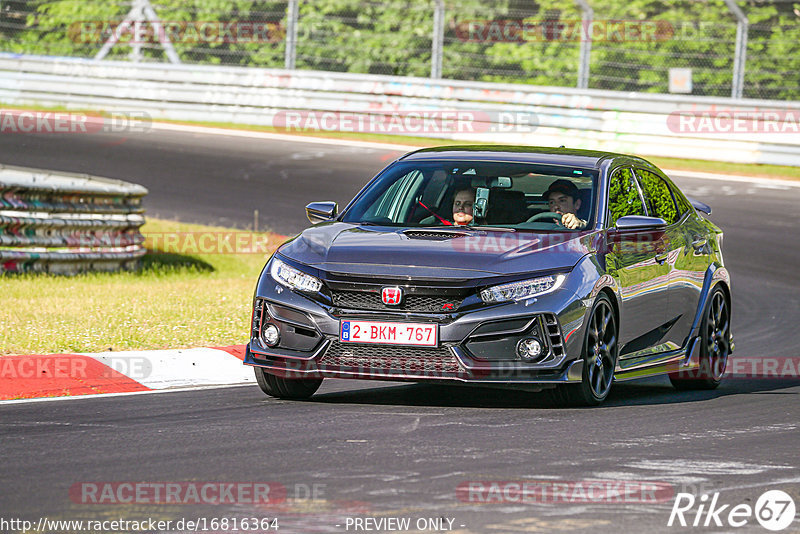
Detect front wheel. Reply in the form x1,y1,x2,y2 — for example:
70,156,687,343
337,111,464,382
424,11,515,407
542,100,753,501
670,287,730,390
551,294,618,406
254,367,323,400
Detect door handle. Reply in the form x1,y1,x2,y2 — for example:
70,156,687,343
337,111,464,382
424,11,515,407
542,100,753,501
655,252,669,264
692,237,707,251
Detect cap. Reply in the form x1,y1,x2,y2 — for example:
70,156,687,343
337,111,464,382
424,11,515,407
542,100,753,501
543,179,580,201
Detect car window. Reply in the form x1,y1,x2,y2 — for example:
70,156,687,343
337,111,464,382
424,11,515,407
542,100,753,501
634,168,679,225
607,167,646,227
667,180,693,216
362,169,425,221
341,161,599,230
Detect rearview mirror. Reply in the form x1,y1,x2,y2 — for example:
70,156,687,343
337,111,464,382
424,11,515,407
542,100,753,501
306,201,338,224
474,187,489,219
489,176,512,188
614,215,667,232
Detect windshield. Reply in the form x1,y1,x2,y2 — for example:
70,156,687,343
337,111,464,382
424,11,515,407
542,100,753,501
341,160,598,231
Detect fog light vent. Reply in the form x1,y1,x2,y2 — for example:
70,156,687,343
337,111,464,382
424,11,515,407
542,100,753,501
263,324,280,347
517,337,543,362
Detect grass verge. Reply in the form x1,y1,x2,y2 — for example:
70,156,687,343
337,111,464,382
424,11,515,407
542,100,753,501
0,218,284,355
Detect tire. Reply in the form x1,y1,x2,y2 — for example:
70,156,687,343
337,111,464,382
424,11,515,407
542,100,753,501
254,367,323,400
670,287,730,390
551,294,619,407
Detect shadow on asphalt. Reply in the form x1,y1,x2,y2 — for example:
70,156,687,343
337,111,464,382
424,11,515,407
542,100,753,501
306,376,800,410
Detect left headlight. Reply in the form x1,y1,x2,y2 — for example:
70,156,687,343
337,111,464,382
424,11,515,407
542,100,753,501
270,258,323,293
480,274,566,303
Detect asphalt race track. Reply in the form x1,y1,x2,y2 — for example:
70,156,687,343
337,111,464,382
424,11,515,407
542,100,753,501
1,128,799,533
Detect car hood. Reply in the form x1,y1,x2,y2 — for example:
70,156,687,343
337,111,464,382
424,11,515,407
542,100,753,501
278,222,595,280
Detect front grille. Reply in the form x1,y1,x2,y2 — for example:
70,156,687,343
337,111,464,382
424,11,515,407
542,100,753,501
320,340,464,375
543,313,565,358
331,291,462,313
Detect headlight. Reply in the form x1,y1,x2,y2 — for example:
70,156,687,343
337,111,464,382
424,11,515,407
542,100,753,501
480,274,566,303
270,258,323,293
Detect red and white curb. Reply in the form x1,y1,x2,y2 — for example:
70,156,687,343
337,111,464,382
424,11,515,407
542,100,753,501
0,345,253,402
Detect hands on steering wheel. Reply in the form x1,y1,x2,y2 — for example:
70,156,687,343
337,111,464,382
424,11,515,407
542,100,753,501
526,211,587,229
526,211,562,223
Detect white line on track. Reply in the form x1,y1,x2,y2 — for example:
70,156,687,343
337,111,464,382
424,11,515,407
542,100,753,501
0,382,255,406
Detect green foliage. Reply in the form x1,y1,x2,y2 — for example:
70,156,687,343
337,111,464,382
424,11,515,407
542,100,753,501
608,168,645,226
4,0,286,66
1,0,798,99
636,169,677,224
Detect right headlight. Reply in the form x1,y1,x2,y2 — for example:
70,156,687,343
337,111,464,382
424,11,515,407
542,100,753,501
480,274,566,304
270,258,323,293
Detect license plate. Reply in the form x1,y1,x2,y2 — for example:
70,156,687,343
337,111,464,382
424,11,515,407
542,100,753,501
339,320,438,347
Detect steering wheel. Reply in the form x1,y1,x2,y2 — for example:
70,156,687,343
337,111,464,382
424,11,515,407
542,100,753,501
526,211,562,223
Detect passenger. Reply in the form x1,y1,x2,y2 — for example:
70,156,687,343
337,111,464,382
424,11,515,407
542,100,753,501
543,179,588,230
452,187,475,226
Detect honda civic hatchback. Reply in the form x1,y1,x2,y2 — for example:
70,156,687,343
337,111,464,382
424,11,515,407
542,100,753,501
245,146,733,405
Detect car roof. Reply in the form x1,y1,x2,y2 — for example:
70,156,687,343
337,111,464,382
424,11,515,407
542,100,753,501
398,145,650,170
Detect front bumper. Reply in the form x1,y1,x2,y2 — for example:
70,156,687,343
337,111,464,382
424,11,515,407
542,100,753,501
245,342,585,384
245,278,590,384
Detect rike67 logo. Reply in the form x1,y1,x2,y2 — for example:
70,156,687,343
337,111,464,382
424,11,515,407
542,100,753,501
668,490,796,531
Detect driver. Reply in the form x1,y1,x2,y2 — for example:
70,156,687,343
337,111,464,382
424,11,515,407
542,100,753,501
452,187,475,226
543,179,588,230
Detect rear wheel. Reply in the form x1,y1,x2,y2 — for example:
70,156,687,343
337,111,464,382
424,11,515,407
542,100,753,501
670,287,729,390
254,367,323,400
551,294,618,406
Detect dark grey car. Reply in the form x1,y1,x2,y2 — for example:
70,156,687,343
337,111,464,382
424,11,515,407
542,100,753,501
245,146,733,405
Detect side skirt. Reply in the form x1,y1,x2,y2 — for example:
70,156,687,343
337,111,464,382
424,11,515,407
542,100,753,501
613,347,698,382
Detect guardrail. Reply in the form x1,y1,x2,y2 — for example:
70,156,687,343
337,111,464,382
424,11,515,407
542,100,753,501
0,53,798,166
0,164,147,274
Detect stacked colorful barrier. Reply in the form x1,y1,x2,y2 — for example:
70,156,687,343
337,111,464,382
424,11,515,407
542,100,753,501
0,164,147,274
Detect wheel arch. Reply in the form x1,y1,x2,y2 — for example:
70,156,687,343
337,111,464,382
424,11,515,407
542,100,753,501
684,265,732,353
598,287,620,325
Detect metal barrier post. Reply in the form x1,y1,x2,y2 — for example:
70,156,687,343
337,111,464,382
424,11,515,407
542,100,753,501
431,0,445,79
723,0,748,99
575,0,593,90
285,0,299,70
94,0,180,64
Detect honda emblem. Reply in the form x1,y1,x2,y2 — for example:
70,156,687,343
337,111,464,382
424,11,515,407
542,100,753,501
381,286,403,306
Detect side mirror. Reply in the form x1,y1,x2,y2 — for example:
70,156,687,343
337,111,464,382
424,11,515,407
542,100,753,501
686,197,712,215
614,215,667,232
306,201,338,224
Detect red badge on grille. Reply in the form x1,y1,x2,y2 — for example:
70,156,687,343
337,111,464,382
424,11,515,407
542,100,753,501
381,286,403,306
